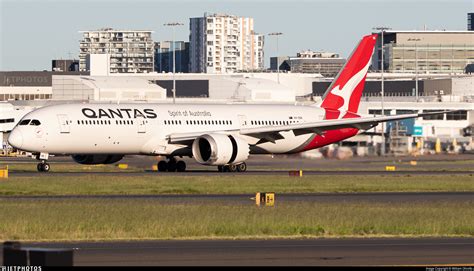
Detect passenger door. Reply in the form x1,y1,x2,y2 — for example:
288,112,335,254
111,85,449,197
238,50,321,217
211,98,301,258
237,114,248,128
57,114,70,134
137,117,146,134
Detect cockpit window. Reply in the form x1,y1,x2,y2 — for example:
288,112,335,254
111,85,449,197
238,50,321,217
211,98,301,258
30,119,41,126
19,119,31,125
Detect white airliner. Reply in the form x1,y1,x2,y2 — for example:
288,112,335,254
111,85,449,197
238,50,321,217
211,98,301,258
8,34,446,172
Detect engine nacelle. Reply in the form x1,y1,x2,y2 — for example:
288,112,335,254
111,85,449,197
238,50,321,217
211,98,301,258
71,154,124,165
192,134,249,165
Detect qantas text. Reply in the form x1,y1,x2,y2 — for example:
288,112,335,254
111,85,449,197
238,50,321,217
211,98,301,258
82,108,157,119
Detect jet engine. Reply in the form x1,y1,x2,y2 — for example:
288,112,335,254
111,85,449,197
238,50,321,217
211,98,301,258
71,154,124,165
192,134,249,165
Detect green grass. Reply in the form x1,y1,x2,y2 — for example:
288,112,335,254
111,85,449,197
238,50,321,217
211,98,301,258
0,199,472,241
0,175,473,196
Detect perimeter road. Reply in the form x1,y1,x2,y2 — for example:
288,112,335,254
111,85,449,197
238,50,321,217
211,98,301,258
2,238,472,266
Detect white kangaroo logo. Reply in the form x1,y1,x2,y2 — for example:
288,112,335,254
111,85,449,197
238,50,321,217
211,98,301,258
328,59,372,118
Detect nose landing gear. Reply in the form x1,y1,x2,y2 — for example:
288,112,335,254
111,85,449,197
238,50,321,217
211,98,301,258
37,161,50,172
36,153,50,172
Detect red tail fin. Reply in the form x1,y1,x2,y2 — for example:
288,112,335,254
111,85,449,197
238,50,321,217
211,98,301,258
320,34,377,116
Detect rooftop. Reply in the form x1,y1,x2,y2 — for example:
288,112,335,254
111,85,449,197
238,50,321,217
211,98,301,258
375,30,474,34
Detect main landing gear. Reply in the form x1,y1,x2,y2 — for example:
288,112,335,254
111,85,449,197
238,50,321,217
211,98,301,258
157,158,186,172
37,161,50,172
218,162,247,172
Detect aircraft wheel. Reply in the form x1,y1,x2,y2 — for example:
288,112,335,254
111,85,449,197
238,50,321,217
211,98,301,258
217,165,224,172
176,161,186,172
228,164,237,172
157,161,168,172
167,160,177,172
237,162,247,172
37,162,50,172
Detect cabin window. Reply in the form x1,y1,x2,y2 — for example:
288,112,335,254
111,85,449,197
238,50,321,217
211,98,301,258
30,119,41,126
0,119,14,124
19,119,30,125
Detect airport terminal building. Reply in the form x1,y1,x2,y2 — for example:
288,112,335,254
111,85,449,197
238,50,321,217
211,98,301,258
372,31,474,74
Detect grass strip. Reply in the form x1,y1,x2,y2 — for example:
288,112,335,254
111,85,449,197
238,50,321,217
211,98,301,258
0,199,472,241
0,175,473,196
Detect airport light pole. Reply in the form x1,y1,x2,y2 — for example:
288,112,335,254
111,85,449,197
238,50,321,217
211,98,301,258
164,22,184,104
268,32,283,84
409,38,421,102
373,26,391,156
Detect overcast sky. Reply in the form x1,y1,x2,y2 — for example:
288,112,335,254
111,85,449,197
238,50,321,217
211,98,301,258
0,0,472,71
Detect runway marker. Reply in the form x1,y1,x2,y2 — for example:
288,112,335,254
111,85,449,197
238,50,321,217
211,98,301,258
0,165,8,179
117,164,128,169
289,170,303,177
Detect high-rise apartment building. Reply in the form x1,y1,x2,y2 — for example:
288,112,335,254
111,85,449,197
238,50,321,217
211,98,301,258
189,13,264,73
155,41,189,73
52,59,79,72
469,13,473,31
79,28,154,73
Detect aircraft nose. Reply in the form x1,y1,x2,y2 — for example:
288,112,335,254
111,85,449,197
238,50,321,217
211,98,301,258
8,129,23,149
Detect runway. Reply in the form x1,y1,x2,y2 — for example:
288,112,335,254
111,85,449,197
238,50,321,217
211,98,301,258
1,192,473,204
2,238,473,266
3,154,474,177
9,169,474,177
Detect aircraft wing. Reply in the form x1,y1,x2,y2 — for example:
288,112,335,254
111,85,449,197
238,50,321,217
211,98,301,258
240,111,451,141
167,111,451,144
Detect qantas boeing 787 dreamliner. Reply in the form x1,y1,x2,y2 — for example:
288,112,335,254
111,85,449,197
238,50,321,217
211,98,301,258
8,34,446,172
